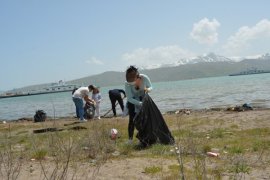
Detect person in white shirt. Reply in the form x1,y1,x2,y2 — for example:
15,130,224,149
72,85,95,122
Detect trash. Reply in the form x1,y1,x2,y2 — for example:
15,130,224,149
207,152,219,157
3,121,6,124
242,103,253,110
175,109,191,115
34,110,47,122
110,128,118,140
112,151,120,156
84,102,95,119
134,94,175,146
227,103,253,112
185,110,191,115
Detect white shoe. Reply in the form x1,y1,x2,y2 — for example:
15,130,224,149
80,119,87,122
97,116,101,120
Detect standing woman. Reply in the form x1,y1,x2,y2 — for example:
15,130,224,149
125,65,152,144
90,85,102,120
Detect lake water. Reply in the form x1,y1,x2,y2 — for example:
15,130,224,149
1,73,270,121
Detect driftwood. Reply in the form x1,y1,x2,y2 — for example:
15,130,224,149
33,128,64,134
68,126,87,130
33,123,87,133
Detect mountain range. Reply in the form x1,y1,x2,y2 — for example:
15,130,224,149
68,53,270,86
6,53,270,93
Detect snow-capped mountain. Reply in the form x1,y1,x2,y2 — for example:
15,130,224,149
155,53,233,69
144,53,270,69
260,53,270,60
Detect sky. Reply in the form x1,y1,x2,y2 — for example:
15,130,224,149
1,0,270,91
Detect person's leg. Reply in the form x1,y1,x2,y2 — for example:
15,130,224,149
109,94,117,116
73,99,79,118
128,102,135,140
117,96,124,112
73,97,79,118
96,102,100,119
73,97,84,120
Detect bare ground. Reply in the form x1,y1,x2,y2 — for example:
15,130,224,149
1,108,270,179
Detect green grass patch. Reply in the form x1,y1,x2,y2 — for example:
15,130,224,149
228,146,244,154
33,149,48,160
149,144,173,156
210,128,226,138
230,124,239,129
252,140,270,151
144,166,162,174
228,161,251,174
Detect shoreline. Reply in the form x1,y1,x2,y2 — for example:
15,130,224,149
1,106,270,123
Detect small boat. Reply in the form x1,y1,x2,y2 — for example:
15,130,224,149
229,68,270,76
0,80,80,99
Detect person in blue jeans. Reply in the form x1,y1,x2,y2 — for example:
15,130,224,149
72,85,95,122
124,65,153,144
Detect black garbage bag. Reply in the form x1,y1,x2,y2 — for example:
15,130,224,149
134,94,175,146
34,110,47,122
84,102,95,119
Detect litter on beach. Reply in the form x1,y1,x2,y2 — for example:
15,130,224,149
110,128,118,140
206,152,219,157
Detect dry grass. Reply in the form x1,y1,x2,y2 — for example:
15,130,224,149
0,109,270,179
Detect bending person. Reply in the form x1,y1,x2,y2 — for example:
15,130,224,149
108,89,126,117
72,85,95,122
124,65,152,144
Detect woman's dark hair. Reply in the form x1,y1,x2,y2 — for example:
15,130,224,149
126,65,139,82
88,85,95,91
88,84,100,93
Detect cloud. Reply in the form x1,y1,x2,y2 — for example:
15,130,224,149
190,18,220,45
122,45,195,69
223,19,270,56
85,57,104,65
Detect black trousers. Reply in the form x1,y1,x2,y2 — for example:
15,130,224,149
127,102,136,140
109,93,124,116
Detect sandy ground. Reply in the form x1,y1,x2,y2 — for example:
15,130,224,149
2,108,270,179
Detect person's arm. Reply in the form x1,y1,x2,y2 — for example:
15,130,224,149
142,74,153,92
84,95,95,104
125,83,142,106
97,93,101,102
